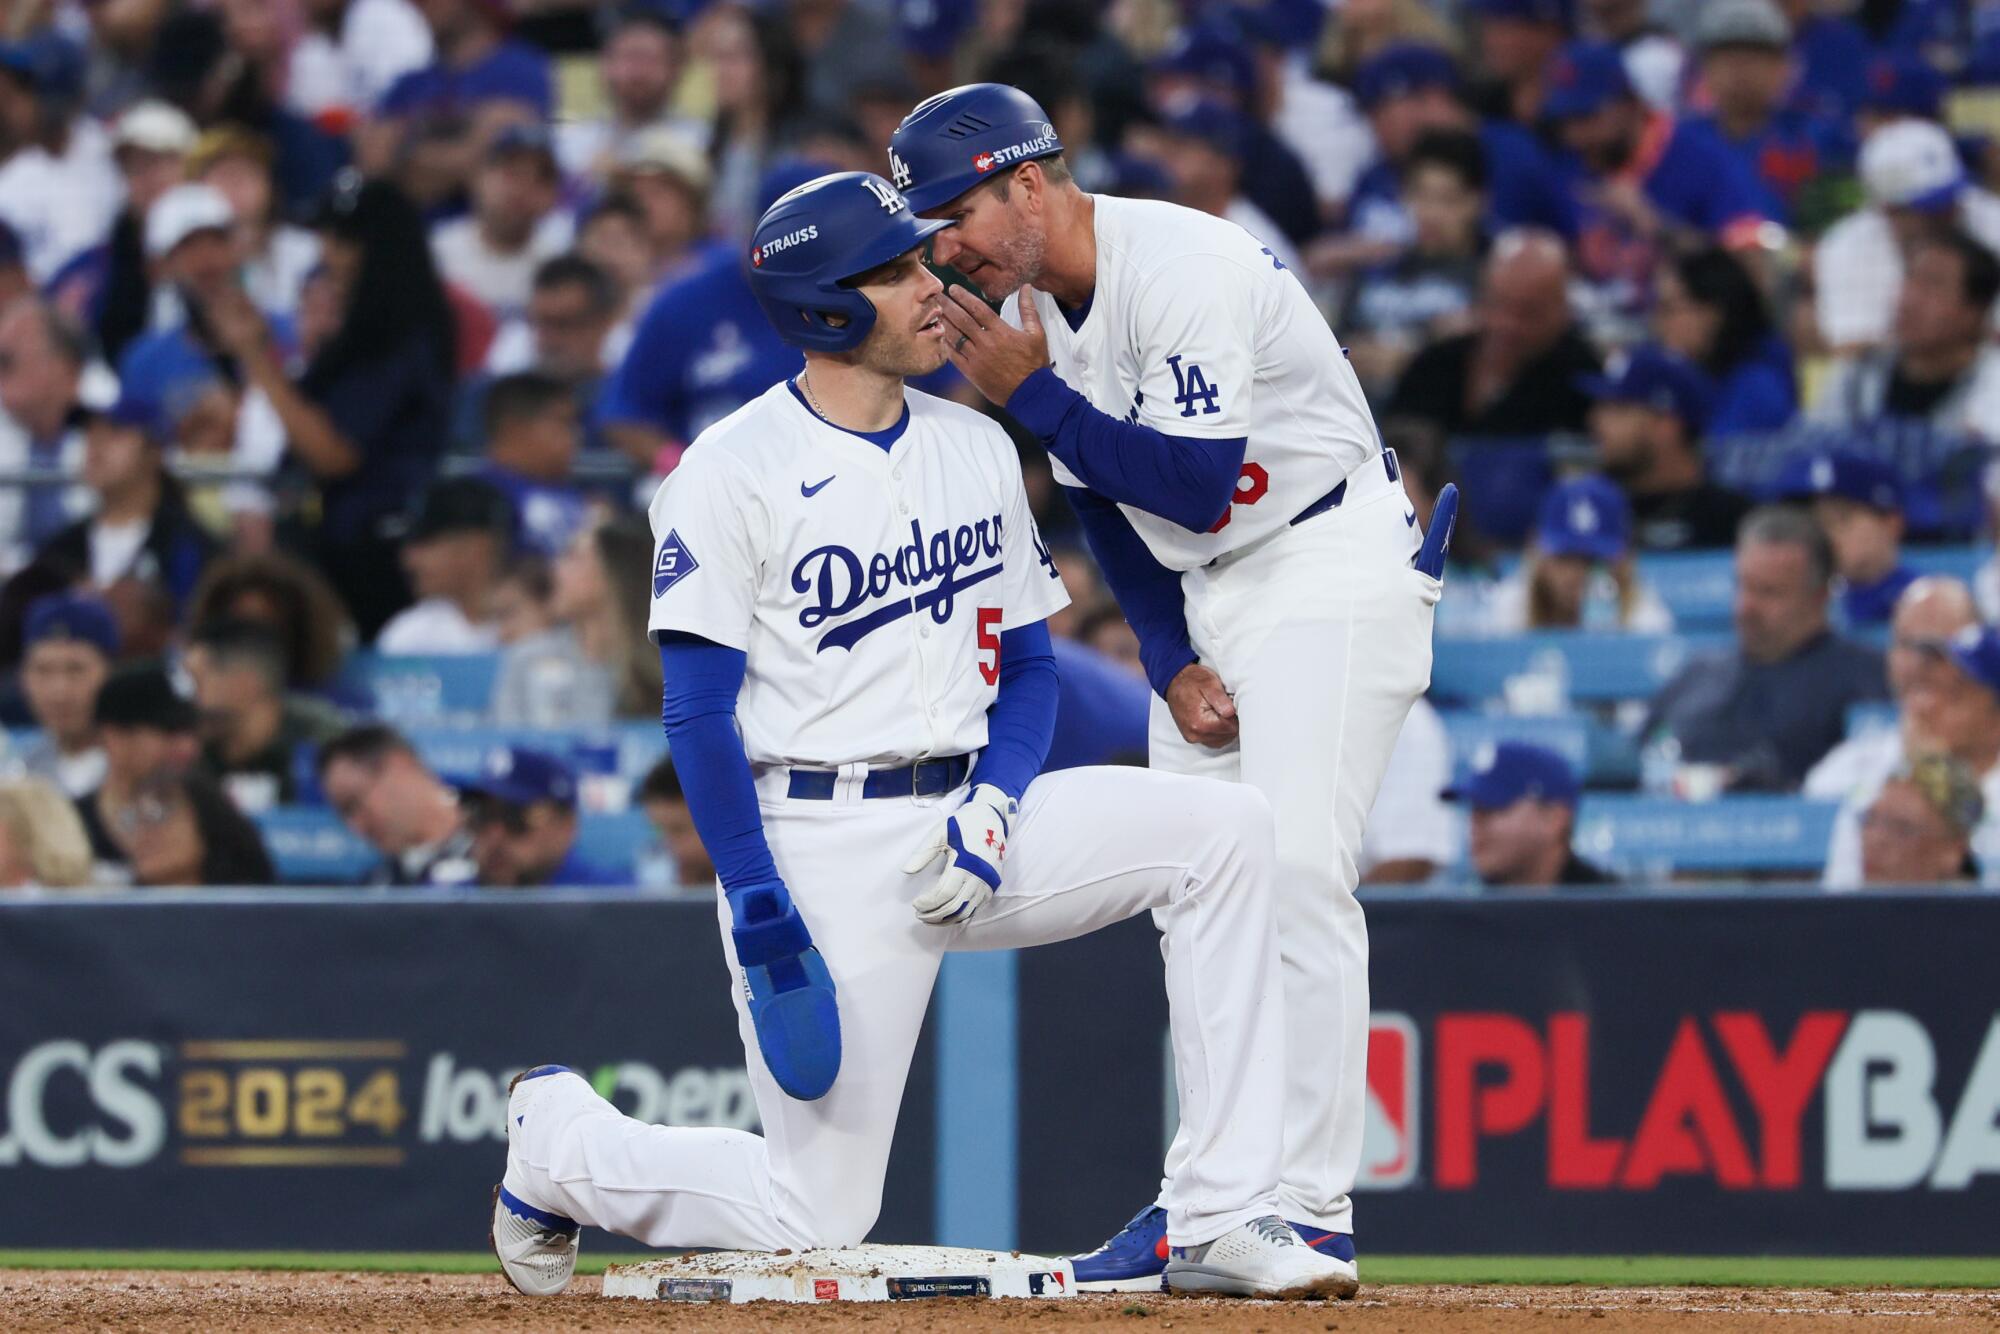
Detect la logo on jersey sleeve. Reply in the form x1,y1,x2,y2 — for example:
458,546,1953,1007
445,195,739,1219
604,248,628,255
654,530,699,596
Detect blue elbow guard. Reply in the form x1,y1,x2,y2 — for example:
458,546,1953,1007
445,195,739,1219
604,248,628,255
727,881,842,1100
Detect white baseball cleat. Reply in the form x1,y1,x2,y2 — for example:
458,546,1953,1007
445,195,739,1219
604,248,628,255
1163,1216,1359,1300
490,1183,581,1296
490,1064,584,1296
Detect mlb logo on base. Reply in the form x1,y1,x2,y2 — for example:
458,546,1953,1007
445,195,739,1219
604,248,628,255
1357,1013,1419,1189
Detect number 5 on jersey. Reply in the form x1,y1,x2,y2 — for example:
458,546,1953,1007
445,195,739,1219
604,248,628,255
977,608,1002,685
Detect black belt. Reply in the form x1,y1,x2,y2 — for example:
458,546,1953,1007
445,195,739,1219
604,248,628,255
1289,449,1401,528
786,754,973,801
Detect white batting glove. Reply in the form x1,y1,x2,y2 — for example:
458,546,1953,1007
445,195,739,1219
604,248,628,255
902,783,1017,925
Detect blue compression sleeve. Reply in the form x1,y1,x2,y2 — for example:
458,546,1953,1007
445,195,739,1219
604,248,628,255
1007,367,1246,533
969,620,1058,801
1066,486,1196,698
658,635,780,890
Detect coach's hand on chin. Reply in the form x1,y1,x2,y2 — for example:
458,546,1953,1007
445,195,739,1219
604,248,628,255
939,284,1049,406
1167,663,1239,748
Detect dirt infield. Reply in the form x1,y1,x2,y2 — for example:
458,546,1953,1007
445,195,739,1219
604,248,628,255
5,1270,1997,1331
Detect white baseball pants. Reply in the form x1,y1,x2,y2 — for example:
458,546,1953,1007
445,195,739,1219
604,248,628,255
504,765,1288,1251
1151,462,1439,1235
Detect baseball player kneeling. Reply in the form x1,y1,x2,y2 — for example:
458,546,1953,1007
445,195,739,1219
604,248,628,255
488,171,1357,1302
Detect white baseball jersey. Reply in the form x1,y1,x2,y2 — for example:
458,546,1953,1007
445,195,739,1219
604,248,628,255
646,380,1068,768
1006,193,1382,571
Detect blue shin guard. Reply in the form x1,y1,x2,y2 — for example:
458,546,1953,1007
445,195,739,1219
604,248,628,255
728,881,841,1100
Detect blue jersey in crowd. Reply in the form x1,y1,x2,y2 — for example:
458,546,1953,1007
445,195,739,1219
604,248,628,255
479,464,590,558
596,243,803,447
1792,14,1877,122
1568,115,1775,300
1708,334,1798,438
1688,107,1852,225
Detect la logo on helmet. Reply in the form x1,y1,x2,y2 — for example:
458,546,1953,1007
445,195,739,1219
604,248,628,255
889,151,913,189
861,177,905,213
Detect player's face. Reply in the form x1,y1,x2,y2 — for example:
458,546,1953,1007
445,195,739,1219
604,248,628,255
850,248,949,376
922,173,1047,299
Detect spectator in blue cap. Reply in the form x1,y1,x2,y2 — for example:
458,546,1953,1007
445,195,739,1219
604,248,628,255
1686,0,1850,228
17,592,118,799
1338,129,1488,394
1775,0,1873,124
1477,475,1673,633
1334,43,1574,277
1146,18,1320,247
459,745,622,887
1813,226,2000,444
1579,0,1684,112
1149,102,1304,273
357,0,552,210
1857,53,1948,142
1585,344,1752,551
1465,0,1573,129
597,157,833,472
0,32,120,286
1445,740,1615,888
1541,39,1777,332
1818,603,2000,888
1769,452,1918,628
431,125,572,323
1645,505,1887,791
1652,246,1796,438
35,392,216,612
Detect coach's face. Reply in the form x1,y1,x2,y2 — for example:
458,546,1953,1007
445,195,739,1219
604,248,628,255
852,248,950,375
922,167,1048,299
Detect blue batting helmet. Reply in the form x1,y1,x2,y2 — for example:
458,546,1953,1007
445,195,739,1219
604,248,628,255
886,83,1064,214
746,171,952,353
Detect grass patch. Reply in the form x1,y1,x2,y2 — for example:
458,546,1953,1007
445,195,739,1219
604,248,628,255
0,1252,1994,1289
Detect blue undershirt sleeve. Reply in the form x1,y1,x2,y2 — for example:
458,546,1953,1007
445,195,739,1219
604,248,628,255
1065,486,1196,699
658,635,781,890
1007,367,1246,533
969,620,1058,801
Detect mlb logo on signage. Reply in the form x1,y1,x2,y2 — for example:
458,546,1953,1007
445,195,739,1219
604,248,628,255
1357,1013,1419,1189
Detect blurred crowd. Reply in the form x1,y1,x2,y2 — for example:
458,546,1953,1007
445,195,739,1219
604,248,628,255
0,0,1997,892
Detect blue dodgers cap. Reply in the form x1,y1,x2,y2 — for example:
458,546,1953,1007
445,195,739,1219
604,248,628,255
1946,624,2000,698
1446,742,1582,810
1541,40,1633,120
1580,345,1715,432
92,390,165,438
456,746,578,809
1536,475,1632,561
1767,450,1903,512
1160,100,1254,159
1149,20,1257,98
1466,0,1573,24
1354,43,1461,112
747,170,951,353
1863,54,1947,118
23,592,119,658
887,82,1065,213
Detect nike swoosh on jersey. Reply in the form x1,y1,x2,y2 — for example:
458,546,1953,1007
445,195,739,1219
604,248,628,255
801,476,836,498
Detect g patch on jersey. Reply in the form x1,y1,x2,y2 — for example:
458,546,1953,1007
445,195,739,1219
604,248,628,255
654,529,699,597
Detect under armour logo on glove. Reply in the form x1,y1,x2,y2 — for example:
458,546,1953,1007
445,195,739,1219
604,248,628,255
904,784,1016,925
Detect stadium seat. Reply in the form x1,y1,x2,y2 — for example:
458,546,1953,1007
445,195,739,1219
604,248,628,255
333,653,502,725
1637,546,1984,631
254,805,662,886
1570,795,1839,877
1430,632,1731,705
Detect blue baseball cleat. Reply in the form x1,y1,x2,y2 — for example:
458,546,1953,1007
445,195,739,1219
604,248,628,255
729,881,842,1100
1071,1204,1168,1292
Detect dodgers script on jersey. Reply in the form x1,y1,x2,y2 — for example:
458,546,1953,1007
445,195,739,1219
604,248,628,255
646,380,1067,768
1007,194,1382,570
